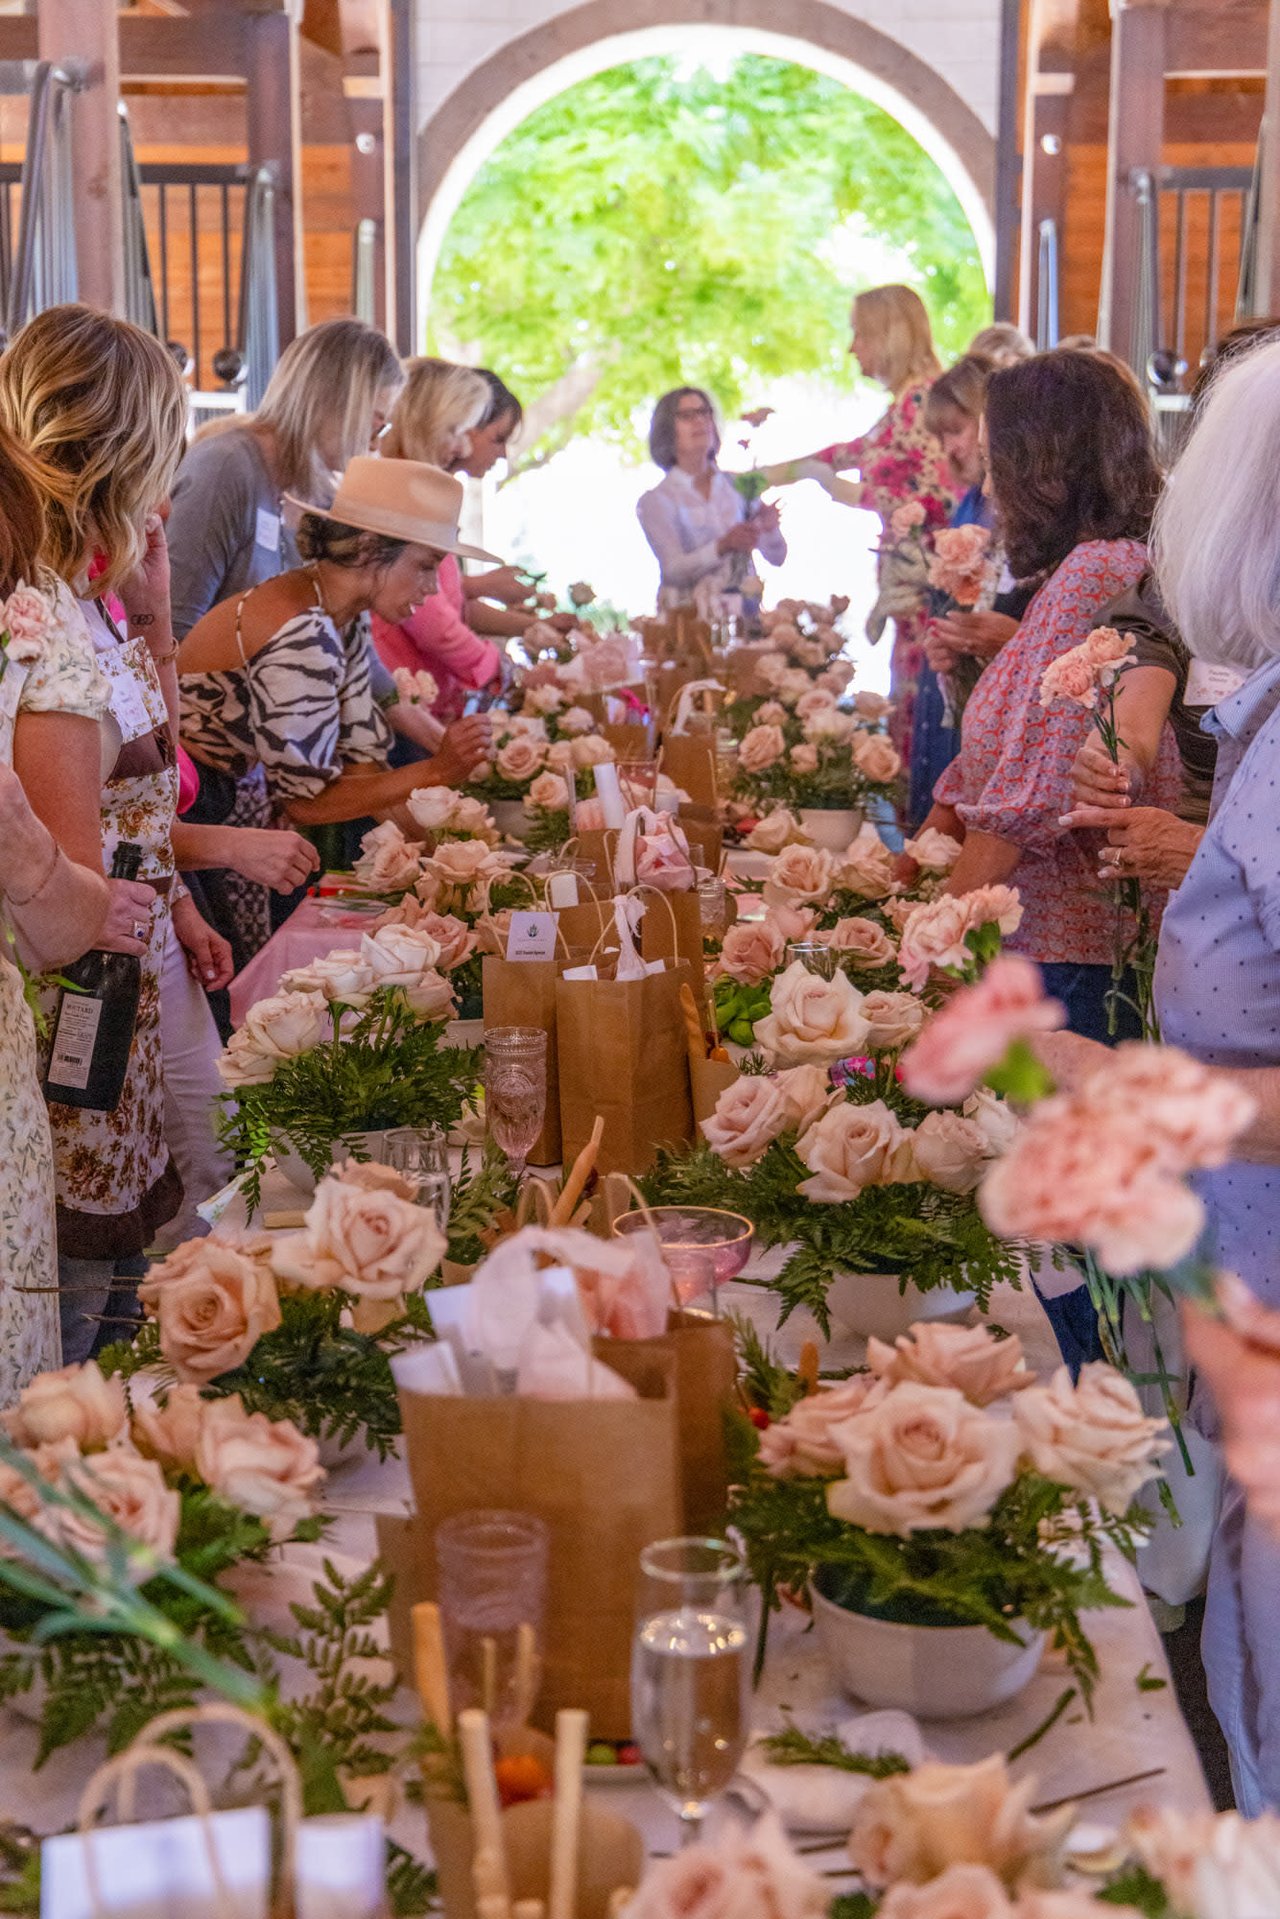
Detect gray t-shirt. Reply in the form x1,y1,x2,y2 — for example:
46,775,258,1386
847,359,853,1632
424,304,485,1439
167,426,398,706
167,427,300,639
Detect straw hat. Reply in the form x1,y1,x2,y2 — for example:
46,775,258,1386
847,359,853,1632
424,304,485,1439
284,456,502,562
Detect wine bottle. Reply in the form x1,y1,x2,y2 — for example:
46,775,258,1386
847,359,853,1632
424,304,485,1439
44,841,145,1112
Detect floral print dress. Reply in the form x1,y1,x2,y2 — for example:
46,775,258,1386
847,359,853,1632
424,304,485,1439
818,382,958,761
41,599,182,1259
0,583,108,1400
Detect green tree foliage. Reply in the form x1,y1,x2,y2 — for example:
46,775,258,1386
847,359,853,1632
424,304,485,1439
428,53,990,463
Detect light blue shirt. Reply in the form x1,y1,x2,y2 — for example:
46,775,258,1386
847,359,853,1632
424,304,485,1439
1155,652,1280,1296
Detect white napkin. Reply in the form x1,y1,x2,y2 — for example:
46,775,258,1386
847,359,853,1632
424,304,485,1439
515,1320,636,1400
739,1711,928,1833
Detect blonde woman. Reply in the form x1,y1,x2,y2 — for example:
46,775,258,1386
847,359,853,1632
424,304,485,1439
0,304,234,1356
371,357,507,719
772,284,958,758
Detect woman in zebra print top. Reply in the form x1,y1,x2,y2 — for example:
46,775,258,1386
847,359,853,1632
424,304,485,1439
178,456,494,959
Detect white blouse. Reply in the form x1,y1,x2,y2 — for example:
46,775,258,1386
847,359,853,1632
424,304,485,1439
636,466,787,612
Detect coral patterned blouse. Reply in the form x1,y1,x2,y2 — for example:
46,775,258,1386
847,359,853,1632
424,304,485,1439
934,539,1183,966
818,382,957,538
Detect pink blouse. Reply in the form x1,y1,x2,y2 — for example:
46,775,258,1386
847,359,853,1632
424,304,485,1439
818,382,957,535
371,554,502,719
934,539,1182,966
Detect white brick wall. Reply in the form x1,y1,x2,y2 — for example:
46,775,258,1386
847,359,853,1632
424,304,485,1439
416,0,1002,139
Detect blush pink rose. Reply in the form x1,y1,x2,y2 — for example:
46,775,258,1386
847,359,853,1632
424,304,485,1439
1012,1362,1168,1513
739,723,787,773
789,742,820,775
836,825,898,900
867,1324,1031,1407
826,1383,1020,1535
795,1097,911,1200
900,955,1065,1105
701,1076,789,1167
757,1376,884,1477
716,918,786,986
822,917,896,968
762,844,835,908
852,733,903,785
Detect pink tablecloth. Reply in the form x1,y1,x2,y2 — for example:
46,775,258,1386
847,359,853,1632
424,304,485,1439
229,898,378,1025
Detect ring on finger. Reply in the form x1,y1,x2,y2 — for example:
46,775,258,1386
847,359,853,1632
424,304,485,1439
132,919,147,941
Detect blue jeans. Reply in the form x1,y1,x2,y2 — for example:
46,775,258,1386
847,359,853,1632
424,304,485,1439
1031,963,1141,1371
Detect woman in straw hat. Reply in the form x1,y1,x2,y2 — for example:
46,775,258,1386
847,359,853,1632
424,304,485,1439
178,456,495,958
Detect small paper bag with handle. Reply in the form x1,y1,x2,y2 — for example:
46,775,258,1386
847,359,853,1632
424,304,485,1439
629,881,709,1021
392,1345,682,1735
555,949,695,1177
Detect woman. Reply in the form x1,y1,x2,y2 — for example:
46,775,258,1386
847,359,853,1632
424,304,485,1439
166,316,404,639
921,350,1179,1038
0,420,155,1398
637,386,786,617
179,456,493,957
371,358,505,724
0,305,214,1359
908,352,1033,826
770,285,957,758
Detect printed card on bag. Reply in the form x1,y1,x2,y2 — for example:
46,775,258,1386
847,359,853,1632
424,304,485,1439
505,911,558,963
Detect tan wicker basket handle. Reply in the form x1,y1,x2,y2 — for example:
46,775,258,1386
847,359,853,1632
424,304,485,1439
125,1701,303,1893
77,1746,234,1919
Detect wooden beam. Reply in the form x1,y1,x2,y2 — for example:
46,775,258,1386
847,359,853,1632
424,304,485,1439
1253,0,1280,312
1165,7,1268,77
39,0,125,316
118,15,248,83
1098,0,1167,360
245,6,303,342
994,0,1022,320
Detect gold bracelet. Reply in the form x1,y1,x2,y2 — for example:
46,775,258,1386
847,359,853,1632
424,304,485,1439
6,831,61,908
148,640,179,666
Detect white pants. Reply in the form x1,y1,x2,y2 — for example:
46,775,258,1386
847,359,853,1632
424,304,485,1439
153,917,233,1252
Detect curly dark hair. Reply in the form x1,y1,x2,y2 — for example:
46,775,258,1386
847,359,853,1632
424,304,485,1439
295,513,407,570
984,349,1161,579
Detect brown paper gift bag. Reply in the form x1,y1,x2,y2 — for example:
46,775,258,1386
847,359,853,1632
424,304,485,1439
677,802,724,874
660,733,718,809
392,1347,682,1736
482,955,563,1165
635,887,708,1021
602,720,653,760
556,961,695,1177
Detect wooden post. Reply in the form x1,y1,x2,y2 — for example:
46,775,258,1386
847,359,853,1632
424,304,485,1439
1254,0,1280,314
1098,0,1168,362
389,0,417,353
37,0,124,315
993,0,1022,322
245,4,303,344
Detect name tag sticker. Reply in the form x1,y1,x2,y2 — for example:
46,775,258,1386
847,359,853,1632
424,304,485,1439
1185,659,1248,709
505,912,558,963
255,507,281,554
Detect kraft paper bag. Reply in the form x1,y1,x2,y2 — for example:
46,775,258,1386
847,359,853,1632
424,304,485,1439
690,1053,739,1126
555,962,695,1177
555,895,619,965
571,827,618,891
661,734,718,808
603,720,654,760
678,802,724,874
724,642,780,697
392,1347,682,1736
482,955,562,1165
637,888,708,1020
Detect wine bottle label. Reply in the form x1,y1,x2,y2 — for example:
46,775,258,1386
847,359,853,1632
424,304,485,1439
47,995,103,1092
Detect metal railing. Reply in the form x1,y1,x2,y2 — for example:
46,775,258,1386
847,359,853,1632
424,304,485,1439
7,59,82,338
236,166,279,410
118,106,157,337
1035,218,1059,349
352,216,377,326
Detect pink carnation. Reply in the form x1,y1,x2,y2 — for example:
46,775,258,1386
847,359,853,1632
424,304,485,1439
1077,1043,1255,1174
901,955,1065,1106
979,1097,1206,1274
897,888,1024,994
927,525,991,607
890,501,927,539
1039,626,1135,711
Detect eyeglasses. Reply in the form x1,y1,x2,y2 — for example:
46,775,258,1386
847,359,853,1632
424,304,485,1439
675,404,713,421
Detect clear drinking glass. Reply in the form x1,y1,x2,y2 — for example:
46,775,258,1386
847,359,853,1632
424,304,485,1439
617,759,660,810
484,1026,548,1178
785,941,838,980
384,1126,452,1232
697,875,728,939
630,1537,750,1844
435,1509,549,1729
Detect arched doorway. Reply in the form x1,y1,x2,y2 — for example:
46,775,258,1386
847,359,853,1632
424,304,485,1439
417,0,997,312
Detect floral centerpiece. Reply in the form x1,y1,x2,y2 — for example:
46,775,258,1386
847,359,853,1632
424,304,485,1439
653,887,1030,1329
0,1357,325,1762
103,1162,444,1459
731,1320,1166,1706
216,943,480,1204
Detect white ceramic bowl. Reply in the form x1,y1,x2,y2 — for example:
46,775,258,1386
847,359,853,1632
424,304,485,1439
798,807,864,852
825,1271,975,1344
810,1583,1044,1718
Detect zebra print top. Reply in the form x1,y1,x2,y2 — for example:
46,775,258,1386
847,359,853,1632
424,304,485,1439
179,605,391,803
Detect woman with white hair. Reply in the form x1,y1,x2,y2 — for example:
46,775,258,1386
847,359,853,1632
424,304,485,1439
1042,334,1280,1811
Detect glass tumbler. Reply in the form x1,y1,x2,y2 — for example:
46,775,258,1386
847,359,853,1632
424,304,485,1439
384,1126,452,1232
785,941,838,980
435,1509,549,1729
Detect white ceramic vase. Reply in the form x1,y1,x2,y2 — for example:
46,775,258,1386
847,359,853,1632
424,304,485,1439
810,1582,1045,1718
825,1271,975,1344
798,807,864,852
491,799,532,843
272,1127,396,1197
